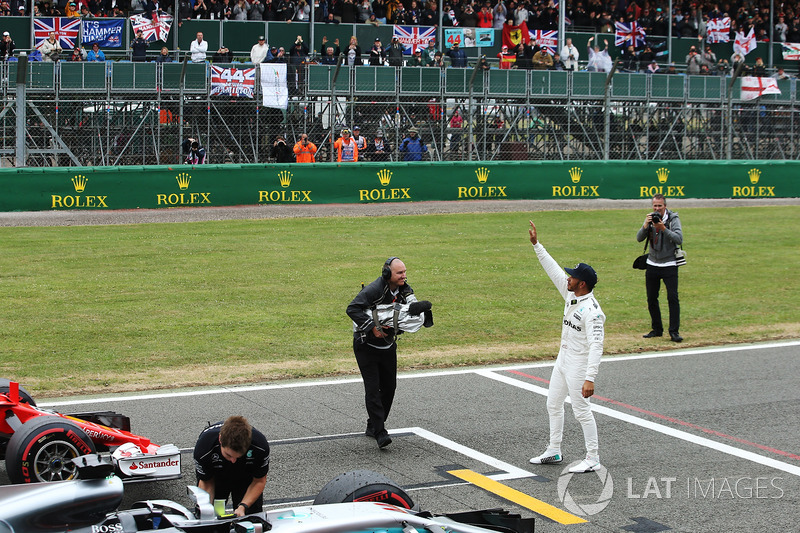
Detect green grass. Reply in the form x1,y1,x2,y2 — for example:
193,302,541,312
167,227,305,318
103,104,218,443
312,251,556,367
1,206,797,397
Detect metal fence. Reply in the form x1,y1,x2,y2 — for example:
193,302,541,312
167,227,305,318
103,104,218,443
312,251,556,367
2,61,797,167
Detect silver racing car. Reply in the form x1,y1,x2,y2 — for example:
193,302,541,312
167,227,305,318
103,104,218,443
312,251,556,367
0,455,535,533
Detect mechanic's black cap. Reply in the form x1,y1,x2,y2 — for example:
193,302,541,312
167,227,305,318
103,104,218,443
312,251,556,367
565,263,597,288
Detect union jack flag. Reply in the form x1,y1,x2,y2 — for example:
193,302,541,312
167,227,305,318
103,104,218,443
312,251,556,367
392,25,437,55
706,16,731,43
34,18,82,50
614,21,646,48
529,30,558,55
781,42,800,61
130,12,173,43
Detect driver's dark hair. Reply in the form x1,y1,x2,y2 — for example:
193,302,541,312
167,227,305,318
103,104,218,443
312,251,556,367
220,415,252,455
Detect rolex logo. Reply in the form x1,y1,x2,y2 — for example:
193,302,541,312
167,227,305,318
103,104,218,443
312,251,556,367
475,167,490,184
569,166,582,184
377,169,392,187
176,173,192,190
657,167,669,184
71,174,88,193
748,168,761,184
278,171,292,188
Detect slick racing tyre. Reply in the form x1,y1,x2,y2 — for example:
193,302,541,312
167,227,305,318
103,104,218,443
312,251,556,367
6,417,96,484
0,378,37,406
313,470,416,509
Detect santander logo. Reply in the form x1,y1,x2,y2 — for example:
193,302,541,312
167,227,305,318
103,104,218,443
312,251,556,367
125,458,179,470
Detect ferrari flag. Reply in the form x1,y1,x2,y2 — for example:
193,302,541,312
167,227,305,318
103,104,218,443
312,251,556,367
502,21,530,49
130,12,173,42
211,66,256,98
740,76,781,100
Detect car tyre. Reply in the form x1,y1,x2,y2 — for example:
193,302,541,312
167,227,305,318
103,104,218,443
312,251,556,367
6,417,96,484
313,469,415,509
0,378,37,406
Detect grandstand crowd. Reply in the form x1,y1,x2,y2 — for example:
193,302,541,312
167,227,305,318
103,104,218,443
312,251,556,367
0,0,797,43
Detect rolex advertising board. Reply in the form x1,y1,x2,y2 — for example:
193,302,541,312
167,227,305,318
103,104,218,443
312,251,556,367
0,161,796,212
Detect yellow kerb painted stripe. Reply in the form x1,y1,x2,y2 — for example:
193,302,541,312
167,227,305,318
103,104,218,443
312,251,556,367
448,469,588,525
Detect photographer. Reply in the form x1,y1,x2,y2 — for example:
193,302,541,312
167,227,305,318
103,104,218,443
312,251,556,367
292,133,317,163
636,194,683,342
398,127,427,161
183,138,207,164
270,134,294,163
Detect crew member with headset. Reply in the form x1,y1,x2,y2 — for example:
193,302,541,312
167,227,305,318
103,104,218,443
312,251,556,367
346,257,431,449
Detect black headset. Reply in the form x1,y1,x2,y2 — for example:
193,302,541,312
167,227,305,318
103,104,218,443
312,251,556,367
382,256,400,280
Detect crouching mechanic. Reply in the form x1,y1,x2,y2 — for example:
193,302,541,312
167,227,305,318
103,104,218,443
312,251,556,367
194,416,270,516
528,220,606,474
347,257,432,449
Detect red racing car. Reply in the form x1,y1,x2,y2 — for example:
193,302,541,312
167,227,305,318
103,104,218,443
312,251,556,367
0,378,181,484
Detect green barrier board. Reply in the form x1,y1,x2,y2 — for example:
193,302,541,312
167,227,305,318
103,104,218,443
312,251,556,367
0,161,795,212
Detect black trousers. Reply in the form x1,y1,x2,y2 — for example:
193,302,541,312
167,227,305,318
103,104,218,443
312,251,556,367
645,265,680,334
197,474,264,513
354,339,397,435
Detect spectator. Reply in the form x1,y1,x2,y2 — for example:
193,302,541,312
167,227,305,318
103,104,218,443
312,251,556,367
646,59,660,74
251,36,269,64
86,43,105,62
320,46,338,65
344,35,362,66
752,57,767,77
514,42,532,70
550,52,566,70
532,46,553,70
560,37,579,71
372,0,387,23
288,36,309,93
477,4,493,28
321,36,341,56
398,127,427,161
422,40,437,65
0,32,15,60
130,0,147,14
498,45,515,69
351,125,367,153
366,12,381,25
295,0,311,20
685,45,703,75
293,133,317,162
585,36,611,72
271,134,294,163
492,2,507,29
447,42,467,67
190,32,208,63
334,128,358,162
408,49,425,66
366,130,392,161
620,44,639,72
702,46,717,68
369,38,385,66
232,0,249,19
356,0,371,22
248,0,265,20
775,14,788,42
459,4,478,26
386,36,405,66
193,0,209,18
68,46,84,61
665,62,677,75
513,2,528,25
183,138,207,164
271,47,287,63
214,45,232,62
131,30,148,62
476,55,490,70
714,58,729,76
421,0,437,26
638,45,655,69
155,46,173,62
65,0,79,17
39,32,62,62
430,50,445,68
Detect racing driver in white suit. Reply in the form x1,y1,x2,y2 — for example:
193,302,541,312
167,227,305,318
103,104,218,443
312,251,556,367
528,220,606,473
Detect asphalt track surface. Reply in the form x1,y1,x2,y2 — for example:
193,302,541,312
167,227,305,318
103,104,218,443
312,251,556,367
4,341,798,533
